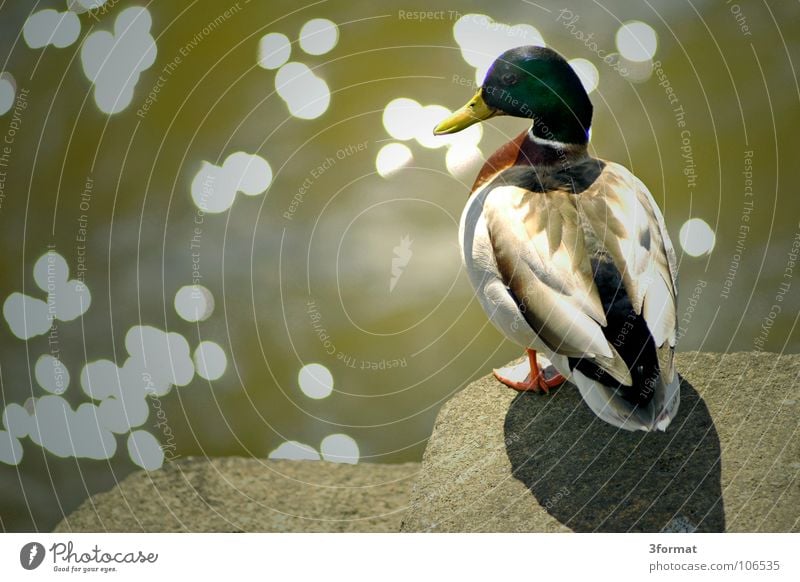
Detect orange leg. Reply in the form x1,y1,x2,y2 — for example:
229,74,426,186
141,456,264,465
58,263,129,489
493,349,566,394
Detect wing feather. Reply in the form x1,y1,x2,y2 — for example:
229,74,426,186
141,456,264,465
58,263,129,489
579,163,679,383
485,185,631,385
483,161,678,387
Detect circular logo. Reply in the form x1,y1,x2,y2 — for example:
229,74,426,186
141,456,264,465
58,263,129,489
19,542,45,570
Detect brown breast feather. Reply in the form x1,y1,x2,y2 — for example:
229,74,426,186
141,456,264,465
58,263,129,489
470,131,528,192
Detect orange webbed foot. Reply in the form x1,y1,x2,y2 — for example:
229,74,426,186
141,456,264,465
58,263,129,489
493,349,566,394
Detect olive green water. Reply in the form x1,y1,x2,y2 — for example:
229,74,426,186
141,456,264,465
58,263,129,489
1,0,798,531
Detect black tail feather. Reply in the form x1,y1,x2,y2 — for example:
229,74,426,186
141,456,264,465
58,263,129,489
569,257,660,406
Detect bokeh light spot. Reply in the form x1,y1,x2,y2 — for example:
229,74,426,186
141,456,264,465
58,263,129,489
299,18,338,55
445,144,483,179
298,363,334,399
382,98,422,141
81,7,156,114
127,430,164,470
0,72,16,116
67,0,109,13
416,105,452,149
174,284,215,322
190,152,272,213
269,440,320,461
194,341,227,381
124,325,195,392
31,250,91,321
23,9,81,49
27,396,116,459
569,58,600,94
616,21,658,62
320,433,359,464
2,403,32,439
0,430,23,465
679,218,716,257
258,32,291,69
275,62,330,119
375,143,413,178
2,293,51,340
80,359,120,401
35,355,70,394
224,151,273,195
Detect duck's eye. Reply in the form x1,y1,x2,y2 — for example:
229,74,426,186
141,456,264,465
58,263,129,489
501,73,518,86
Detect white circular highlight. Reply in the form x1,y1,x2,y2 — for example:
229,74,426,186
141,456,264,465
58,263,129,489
68,1,109,13
616,21,657,62
0,430,23,465
80,359,120,400
127,429,164,470
80,6,156,114
445,144,483,178
2,403,32,439
382,98,422,141
2,293,51,340
194,341,227,381
275,62,330,119
174,285,215,322
190,152,272,213
98,397,148,434
124,325,195,391
24,10,81,49
299,18,339,55
224,152,273,195
35,355,70,394
0,73,15,116
569,58,600,94
268,440,320,461
26,396,117,459
679,218,716,257
375,143,413,178
320,433,359,464
33,251,69,291
416,105,451,149
258,32,291,69
298,363,334,399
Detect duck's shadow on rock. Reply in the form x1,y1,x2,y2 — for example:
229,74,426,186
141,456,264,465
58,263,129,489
504,377,725,532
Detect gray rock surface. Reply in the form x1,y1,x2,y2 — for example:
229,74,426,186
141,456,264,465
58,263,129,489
55,458,419,532
54,352,798,533
401,351,800,532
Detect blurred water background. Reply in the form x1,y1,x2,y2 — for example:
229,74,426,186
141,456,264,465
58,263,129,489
0,0,798,531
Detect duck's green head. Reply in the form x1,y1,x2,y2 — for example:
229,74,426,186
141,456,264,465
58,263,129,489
434,46,592,145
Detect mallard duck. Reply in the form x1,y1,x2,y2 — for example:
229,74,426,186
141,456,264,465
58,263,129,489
434,46,679,432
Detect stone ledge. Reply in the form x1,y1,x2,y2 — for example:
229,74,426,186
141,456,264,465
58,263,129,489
54,352,799,533
55,458,419,532
400,351,799,532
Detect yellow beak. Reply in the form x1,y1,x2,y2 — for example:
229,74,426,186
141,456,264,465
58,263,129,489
433,89,499,135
